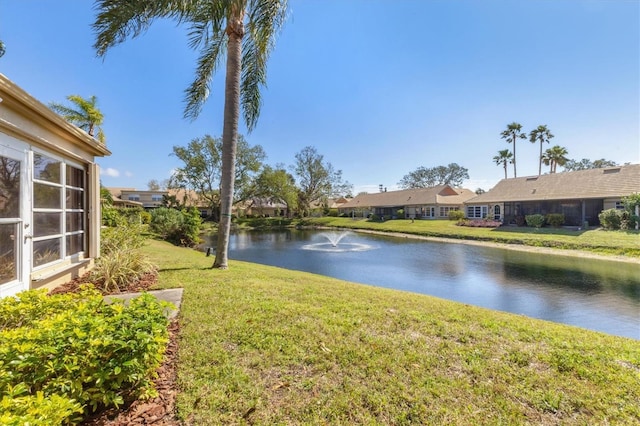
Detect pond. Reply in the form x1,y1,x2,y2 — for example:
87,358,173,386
203,229,640,339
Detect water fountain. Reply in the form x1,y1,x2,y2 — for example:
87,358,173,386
301,231,374,252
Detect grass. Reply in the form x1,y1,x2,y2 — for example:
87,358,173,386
293,217,640,258
143,239,640,425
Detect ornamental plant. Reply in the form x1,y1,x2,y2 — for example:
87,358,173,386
0,288,170,424
525,214,545,228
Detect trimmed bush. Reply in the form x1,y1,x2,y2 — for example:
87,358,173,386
525,214,545,228
449,210,465,221
0,288,170,424
545,213,565,227
599,209,622,230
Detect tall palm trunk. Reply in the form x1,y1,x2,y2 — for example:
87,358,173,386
503,161,508,179
538,142,543,176
512,140,517,178
214,13,244,269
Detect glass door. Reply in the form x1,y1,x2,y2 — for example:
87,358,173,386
0,141,29,297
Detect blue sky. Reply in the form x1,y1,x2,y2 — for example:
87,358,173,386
1,0,638,194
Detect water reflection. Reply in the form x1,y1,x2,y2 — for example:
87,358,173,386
203,229,640,339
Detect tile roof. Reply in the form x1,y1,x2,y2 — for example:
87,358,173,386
467,164,640,204
340,185,476,208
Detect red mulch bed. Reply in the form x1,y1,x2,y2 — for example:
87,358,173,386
51,273,182,425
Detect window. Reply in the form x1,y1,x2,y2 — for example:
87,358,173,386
493,205,501,220
615,201,624,210
439,206,459,217
127,194,140,201
467,205,488,219
33,152,85,268
151,194,163,202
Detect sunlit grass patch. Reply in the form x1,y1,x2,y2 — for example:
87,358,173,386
143,240,640,424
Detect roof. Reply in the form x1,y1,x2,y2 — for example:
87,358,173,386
0,73,111,158
467,164,640,204
340,185,476,209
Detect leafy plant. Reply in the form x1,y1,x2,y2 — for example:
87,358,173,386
525,214,545,228
150,207,202,247
100,222,147,255
0,288,170,423
545,213,564,227
449,210,465,221
90,249,156,293
599,209,622,230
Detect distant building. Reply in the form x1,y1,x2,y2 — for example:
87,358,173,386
464,164,640,226
339,186,475,219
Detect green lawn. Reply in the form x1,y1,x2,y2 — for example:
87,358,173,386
144,239,640,425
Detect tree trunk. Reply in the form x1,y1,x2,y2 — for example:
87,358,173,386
538,141,543,176
512,138,517,178
503,162,507,179
213,14,244,269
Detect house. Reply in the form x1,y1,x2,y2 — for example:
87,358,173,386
0,74,111,297
464,164,640,226
339,186,476,219
107,187,214,217
239,198,289,217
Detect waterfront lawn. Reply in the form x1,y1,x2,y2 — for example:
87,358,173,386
144,239,640,425
299,217,640,258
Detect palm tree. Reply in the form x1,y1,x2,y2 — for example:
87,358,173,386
529,125,554,176
493,149,513,179
542,145,569,173
49,95,106,143
500,122,527,178
93,0,288,270
0,40,5,58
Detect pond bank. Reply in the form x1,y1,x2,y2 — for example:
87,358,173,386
347,228,640,265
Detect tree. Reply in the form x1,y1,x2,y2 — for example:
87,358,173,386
170,134,264,219
49,95,106,143
0,40,5,58
253,165,298,217
93,0,289,269
542,145,569,173
170,135,221,219
529,125,554,176
147,179,168,191
293,146,352,216
493,149,513,180
563,158,618,171
500,122,527,178
398,163,469,189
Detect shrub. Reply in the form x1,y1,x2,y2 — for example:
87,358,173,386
150,207,183,239
545,213,565,227
102,206,124,227
90,249,156,293
599,209,622,230
150,207,202,247
458,219,501,228
101,222,147,256
525,214,545,228
449,210,465,221
327,208,339,217
0,289,170,423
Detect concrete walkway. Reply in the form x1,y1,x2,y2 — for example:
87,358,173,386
105,288,184,319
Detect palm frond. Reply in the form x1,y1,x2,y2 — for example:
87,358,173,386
93,0,196,57
184,32,227,120
241,0,288,130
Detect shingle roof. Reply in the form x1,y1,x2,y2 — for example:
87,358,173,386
467,164,640,204
340,185,476,208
